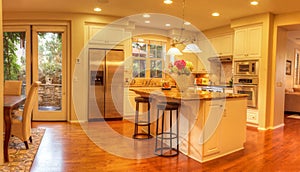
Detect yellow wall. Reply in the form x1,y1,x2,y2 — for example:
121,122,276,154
203,25,234,38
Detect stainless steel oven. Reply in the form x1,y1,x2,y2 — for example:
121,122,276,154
234,84,258,108
234,60,258,75
233,76,258,108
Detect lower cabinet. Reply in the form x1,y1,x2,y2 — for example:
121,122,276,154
184,97,247,162
123,89,137,119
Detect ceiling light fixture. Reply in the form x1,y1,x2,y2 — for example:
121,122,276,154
145,20,151,24
143,13,151,18
184,21,191,25
165,23,171,27
212,12,220,17
94,7,102,12
164,0,173,4
167,0,201,56
250,1,259,5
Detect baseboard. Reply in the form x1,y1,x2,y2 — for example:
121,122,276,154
257,123,285,130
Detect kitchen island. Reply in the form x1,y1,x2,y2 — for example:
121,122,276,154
129,87,248,162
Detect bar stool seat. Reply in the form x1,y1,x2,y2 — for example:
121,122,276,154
133,96,152,139
155,101,180,157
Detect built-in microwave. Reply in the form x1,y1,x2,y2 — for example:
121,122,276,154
234,60,258,75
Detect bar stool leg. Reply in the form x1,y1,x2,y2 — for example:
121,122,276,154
170,110,172,151
155,108,159,151
161,111,165,155
176,108,179,154
147,102,151,138
134,102,139,137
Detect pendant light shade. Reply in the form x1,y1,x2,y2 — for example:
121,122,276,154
182,43,202,53
167,47,183,56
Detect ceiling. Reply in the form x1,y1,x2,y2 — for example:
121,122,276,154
3,0,300,31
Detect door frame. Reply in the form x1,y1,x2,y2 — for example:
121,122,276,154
3,21,71,121
32,25,68,121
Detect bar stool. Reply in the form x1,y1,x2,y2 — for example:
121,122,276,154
132,96,153,139
154,101,180,157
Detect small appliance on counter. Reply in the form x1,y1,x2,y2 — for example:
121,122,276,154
195,77,209,86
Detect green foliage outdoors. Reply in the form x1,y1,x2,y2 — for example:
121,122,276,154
3,32,62,84
3,32,22,80
38,33,62,84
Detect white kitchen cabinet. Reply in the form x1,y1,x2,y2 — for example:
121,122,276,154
183,52,208,73
233,25,262,59
202,100,223,156
219,98,247,153
210,34,233,56
123,89,137,119
185,97,247,162
87,25,125,45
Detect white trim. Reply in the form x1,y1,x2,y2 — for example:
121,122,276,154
246,123,258,128
269,123,285,130
257,123,285,130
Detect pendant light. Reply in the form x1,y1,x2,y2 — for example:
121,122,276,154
167,47,183,55
166,0,201,55
182,43,202,53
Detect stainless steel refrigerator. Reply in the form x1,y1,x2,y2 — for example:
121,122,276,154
88,48,124,121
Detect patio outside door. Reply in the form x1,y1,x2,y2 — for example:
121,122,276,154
32,26,67,121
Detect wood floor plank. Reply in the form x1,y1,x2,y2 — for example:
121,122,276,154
30,116,300,171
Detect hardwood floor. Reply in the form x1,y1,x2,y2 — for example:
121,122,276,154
30,116,300,172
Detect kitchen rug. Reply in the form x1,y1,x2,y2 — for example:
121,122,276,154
0,128,45,171
287,114,300,119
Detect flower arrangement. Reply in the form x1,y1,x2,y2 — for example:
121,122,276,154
169,59,194,75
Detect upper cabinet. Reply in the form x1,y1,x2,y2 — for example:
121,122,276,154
233,25,262,59
87,25,125,45
209,34,233,56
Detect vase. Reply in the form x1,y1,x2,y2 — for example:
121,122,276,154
175,75,190,93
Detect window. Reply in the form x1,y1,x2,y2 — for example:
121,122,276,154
132,39,166,78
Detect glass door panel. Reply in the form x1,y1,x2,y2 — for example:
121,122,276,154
3,26,31,95
32,26,67,121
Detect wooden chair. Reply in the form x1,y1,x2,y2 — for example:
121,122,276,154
4,80,23,96
11,81,41,149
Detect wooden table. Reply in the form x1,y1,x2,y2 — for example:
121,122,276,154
3,95,26,162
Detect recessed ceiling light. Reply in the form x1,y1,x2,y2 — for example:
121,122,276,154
164,0,173,4
94,7,102,12
165,23,171,27
212,12,220,17
184,21,191,25
143,13,151,18
250,1,259,5
145,20,151,24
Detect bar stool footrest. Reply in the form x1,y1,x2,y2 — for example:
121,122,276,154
133,133,153,139
154,147,179,157
136,121,150,126
156,132,177,140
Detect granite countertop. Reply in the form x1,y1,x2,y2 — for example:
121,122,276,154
129,87,248,101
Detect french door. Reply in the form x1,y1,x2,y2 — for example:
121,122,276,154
3,25,68,121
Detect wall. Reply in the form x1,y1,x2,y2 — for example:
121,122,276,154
274,27,287,128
